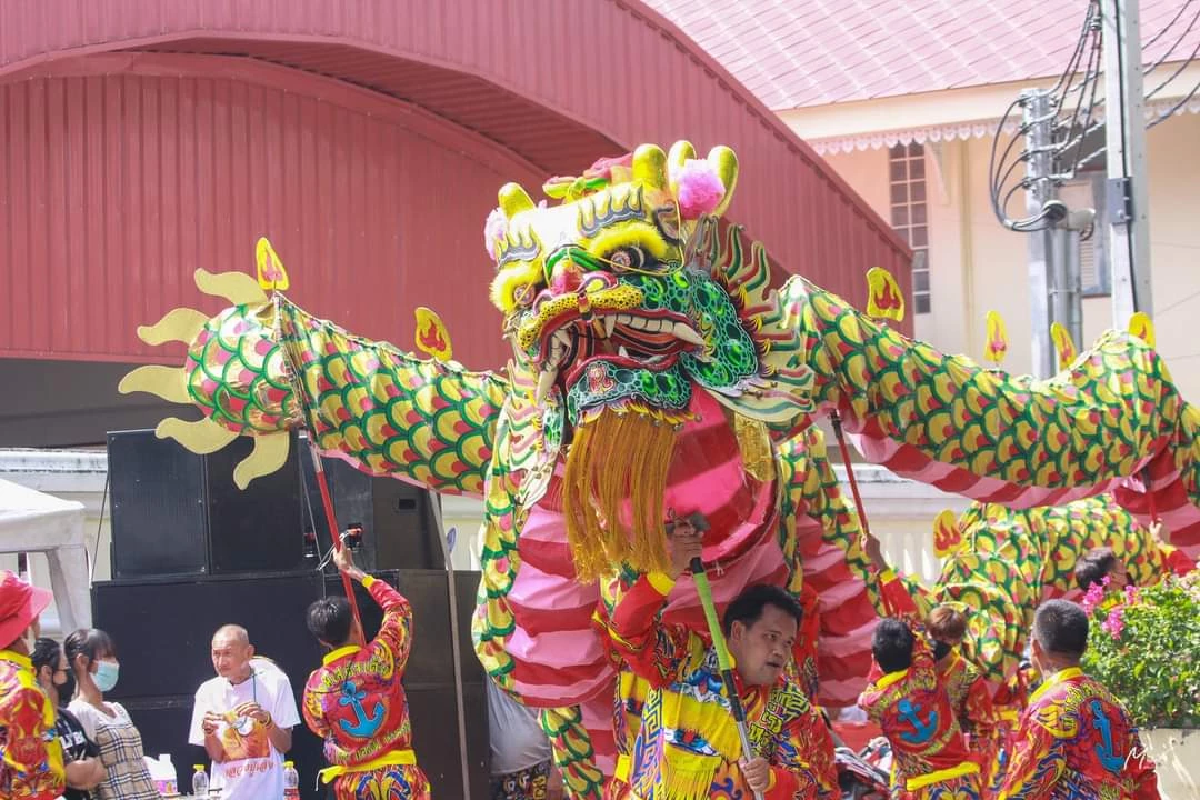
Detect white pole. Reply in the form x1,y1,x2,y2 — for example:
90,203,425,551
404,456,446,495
1101,0,1152,324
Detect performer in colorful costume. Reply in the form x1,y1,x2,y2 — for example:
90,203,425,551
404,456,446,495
600,520,837,800
0,571,64,800
860,532,997,786
301,546,431,800
876,496,1195,687
121,139,1200,797
997,600,1159,800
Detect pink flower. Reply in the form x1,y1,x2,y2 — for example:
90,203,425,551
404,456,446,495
1124,584,1141,605
1082,581,1106,613
1100,606,1125,639
672,159,726,219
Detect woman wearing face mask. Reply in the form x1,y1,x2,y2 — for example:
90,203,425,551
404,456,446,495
64,628,158,800
30,638,105,799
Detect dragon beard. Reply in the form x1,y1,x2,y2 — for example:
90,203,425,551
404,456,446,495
562,409,678,582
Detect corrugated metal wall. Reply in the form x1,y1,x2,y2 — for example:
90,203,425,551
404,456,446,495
0,0,912,368
0,61,543,367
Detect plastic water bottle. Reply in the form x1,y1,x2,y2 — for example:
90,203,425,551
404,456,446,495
192,764,209,798
283,761,300,800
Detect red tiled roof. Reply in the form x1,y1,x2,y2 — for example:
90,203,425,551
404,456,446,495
647,0,1200,109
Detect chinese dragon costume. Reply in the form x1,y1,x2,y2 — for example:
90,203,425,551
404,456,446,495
120,141,1200,798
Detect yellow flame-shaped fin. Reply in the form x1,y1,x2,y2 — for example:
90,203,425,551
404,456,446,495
866,267,905,321
1050,322,1078,371
137,308,209,346
984,310,1009,365
195,268,268,306
232,434,291,489
932,509,961,557
256,238,290,291
1129,311,1156,348
118,365,191,404
414,307,454,361
156,417,239,454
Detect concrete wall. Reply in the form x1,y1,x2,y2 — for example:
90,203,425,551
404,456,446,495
816,111,1200,399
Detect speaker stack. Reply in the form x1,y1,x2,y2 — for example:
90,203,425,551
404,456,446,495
97,430,489,799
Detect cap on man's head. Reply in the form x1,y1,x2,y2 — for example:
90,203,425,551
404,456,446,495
0,571,53,648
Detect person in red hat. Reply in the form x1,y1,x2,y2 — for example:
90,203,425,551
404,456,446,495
0,570,66,799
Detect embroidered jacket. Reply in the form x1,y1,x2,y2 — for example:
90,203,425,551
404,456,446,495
603,572,837,800
988,660,1042,793
302,577,419,770
0,650,64,800
997,668,1160,800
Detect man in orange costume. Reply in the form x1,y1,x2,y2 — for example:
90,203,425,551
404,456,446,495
0,571,64,800
600,520,837,800
997,600,1159,800
302,546,431,800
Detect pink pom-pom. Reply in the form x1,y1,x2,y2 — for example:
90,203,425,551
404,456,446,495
484,207,507,259
674,159,726,219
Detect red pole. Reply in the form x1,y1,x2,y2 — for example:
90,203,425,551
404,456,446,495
307,441,363,625
829,411,873,539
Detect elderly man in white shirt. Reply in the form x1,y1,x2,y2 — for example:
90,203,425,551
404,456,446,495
189,625,301,800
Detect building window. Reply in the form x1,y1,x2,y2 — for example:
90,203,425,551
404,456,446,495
889,142,930,313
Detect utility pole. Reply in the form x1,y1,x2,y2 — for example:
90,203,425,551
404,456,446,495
1101,0,1152,324
1022,88,1057,378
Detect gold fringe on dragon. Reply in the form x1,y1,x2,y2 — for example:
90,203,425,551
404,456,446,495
119,141,1200,798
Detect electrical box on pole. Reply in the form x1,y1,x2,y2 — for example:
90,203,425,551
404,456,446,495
1101,0,1152,324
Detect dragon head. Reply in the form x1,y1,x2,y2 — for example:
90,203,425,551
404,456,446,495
487,142,814,577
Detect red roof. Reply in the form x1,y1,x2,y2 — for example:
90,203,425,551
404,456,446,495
647,0,1200,109
0,0,914,368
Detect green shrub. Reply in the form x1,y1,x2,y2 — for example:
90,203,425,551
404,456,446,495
1080,573,1200,728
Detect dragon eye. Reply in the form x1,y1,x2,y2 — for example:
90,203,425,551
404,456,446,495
511,282,537,307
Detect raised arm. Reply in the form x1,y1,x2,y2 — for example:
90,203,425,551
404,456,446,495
862,532,932,621
598,522,704,687
333,544,412,669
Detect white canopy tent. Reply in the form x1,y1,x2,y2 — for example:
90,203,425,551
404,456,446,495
0,478,91,633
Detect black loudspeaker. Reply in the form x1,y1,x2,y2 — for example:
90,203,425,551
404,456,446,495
108,430,443,579
302,456,443,573
108,430,306,578
91,570,488,800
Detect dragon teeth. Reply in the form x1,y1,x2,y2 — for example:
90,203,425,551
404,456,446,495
673,323,705,346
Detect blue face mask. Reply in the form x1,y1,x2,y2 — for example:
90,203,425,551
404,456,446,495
93,660,120,693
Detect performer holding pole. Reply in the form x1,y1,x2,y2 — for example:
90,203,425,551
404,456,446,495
600,516,837,800
301,543,431,800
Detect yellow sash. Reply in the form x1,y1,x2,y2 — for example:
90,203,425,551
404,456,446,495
318,749,417,783
905,760,979,791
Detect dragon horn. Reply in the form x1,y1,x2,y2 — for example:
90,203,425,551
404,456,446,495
631,144,669,190
707,146,739,216
498,183,536,218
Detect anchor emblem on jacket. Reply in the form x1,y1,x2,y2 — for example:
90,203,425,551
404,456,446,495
897,698,938,743
338,680,384,738
1090,700,1124,773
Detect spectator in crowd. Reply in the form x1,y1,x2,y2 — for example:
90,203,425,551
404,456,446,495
65,628,158,800
0,570,64,799
31,637,104,799
189,624,300,800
